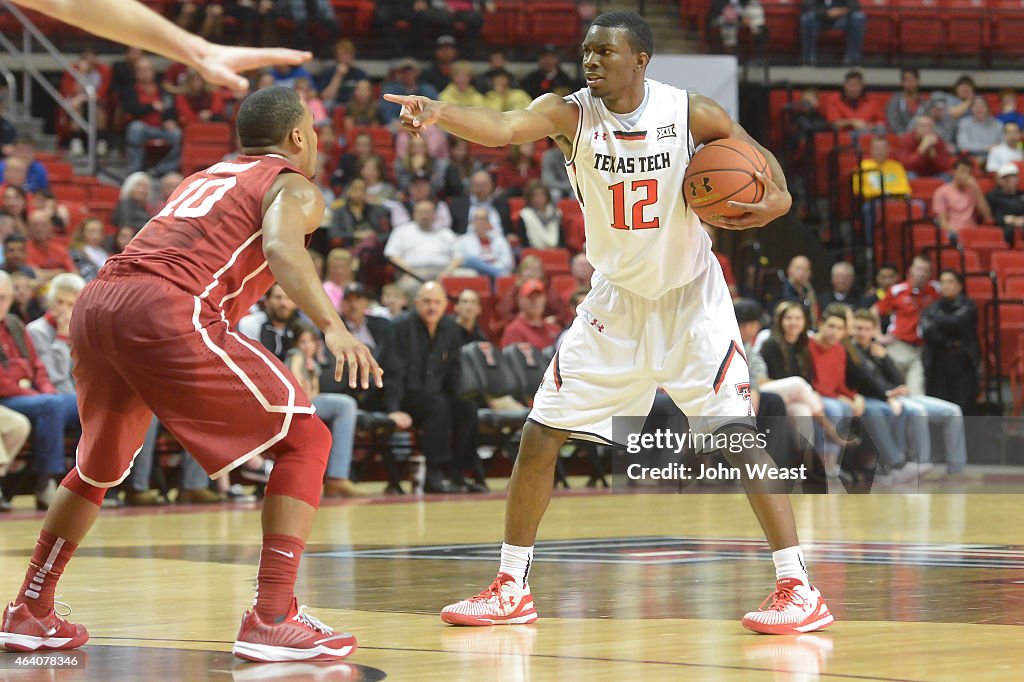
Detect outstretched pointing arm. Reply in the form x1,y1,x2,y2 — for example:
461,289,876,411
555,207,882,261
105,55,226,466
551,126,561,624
12,0,310,91
383,92,577,148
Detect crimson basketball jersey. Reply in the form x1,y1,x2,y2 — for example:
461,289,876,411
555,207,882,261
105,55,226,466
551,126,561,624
106,154,303,323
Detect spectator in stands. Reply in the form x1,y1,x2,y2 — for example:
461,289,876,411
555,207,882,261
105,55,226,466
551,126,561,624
0,98,16,156
996,88,1024,128
874,254,940,396
799,0,866,67
395,122,450,163
34,189,70,234
318,39,368,108
0,403,31,512
521,45,576,99
452,288,489,344
886,67,927,134
25,211,76,284
948,75,976,120
854,136,911,235
293,78,329,129
332,283,397,414
359,156,398,203
388,281,482,494
342,79,383,130
122,57,182,176
520,180,563,249
275,0,339,47
0,157,31,198
381,58,440,125
957,97,1003,163
812,303,910,481
443,137,481,197
175,0,224,40
3,235,34,278
26,272,85,395
818,262,859,311
285,323,362,498
706,0,767,54
824,71,884,133
60,50,111,157
900,115,952,179
156,171,184,209
373,283,409,319
395,136,445,194
439,61,485,108
9,271,42,323
494,142,541,198
1,185,29,234
384,200,462,290
327,178,389,249
268,62,314,89
541,145,573,201
483,71,532,113
399,176,453,231
860,263,900,331
421,35,458,92
107,225,136,256
237,283,300,361
570,253,595,293
457,207,514,279
849,308,968,478
450,170,511,235
987,164,1024,246
113,171,154,230
333,132,381,189
475,49,512,93
779,255,819,326
174,69,225,127
500,279,562,349
0,138,49,194
933,158,992,236
920,269,980,414
321,248,356,311
985,121,1022,173
69,217,109,282
0,271,78,510
497,254,567,325
110,46,142,96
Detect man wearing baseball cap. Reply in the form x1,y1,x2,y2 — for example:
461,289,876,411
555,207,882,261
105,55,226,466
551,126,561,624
499,280,562,350
987,163,1024,246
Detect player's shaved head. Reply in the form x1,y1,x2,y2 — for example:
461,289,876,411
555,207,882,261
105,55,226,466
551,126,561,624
236,86,305,148
590,11,654,57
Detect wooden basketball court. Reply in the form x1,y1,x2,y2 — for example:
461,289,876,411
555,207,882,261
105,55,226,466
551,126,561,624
1,482,1022,680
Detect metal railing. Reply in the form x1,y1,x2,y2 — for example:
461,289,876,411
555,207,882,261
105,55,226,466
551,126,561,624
0,0,96,173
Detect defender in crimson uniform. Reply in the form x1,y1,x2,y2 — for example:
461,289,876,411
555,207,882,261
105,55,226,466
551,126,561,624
387,11,833,635
0,88,382,662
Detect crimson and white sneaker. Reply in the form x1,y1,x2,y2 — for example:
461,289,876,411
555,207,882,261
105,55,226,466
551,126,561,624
441,573,538,626
232,598,357,662
0,601,89,652
742,578,834,635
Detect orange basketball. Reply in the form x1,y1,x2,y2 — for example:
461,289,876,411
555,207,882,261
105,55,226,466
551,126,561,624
683,138,771,227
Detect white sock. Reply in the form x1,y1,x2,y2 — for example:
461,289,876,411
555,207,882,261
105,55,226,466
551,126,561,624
498,543,533,588
772,546,809,585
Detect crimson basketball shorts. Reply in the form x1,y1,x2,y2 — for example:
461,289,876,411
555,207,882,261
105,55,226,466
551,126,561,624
530,257,754,448
70,272,314,487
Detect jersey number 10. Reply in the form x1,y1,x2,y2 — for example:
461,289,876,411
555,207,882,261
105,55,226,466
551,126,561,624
156,176,238,219
608,179,660,230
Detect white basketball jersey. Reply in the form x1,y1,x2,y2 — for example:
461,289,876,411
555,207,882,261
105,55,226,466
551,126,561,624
565,79,711,299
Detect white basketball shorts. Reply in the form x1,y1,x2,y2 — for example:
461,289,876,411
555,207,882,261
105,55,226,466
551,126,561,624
529,256,754,446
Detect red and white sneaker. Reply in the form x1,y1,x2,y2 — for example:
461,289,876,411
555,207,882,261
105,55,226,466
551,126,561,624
742,578,834,635
0,601,89,652
441,573,538,626
232,598,357,662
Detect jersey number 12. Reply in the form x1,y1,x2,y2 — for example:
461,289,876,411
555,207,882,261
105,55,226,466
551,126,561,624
608,179,660,230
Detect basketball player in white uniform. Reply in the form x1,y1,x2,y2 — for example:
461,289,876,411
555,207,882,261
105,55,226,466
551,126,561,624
386,11,833,635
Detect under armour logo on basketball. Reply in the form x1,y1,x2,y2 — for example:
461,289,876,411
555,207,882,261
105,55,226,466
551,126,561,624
690,177,713,196
593,131,607,141
657,124,676,139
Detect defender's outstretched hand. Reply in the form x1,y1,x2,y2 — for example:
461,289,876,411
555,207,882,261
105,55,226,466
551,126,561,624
718,172,793,230
193,43,311,91
383,94,443,136
325,326,384,390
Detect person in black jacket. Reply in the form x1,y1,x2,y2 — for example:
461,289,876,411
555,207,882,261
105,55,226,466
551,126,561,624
449,170,512,236
920,270,980,413
451,288,490,345
985,164,1024,246
387,281,483,493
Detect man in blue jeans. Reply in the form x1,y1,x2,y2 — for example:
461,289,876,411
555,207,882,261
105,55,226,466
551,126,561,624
800,0,866,66
0,272,78,510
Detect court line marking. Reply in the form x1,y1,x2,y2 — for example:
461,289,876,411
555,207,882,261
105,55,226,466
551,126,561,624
86,637,926,682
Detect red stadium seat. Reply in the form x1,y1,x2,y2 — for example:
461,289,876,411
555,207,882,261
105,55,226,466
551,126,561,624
51,183,89,203
88,184,121,204
550,274,577,303
495,274,519,298
992,252,1024,280
526,2,579,47
989,0,1024,59
184,121,232,145
440,275,491,297
508,196,526,224
1004,276,1024,298
44,161,75,183
181,143,230,175
939,0,988,57
891,0,946,56
909,177,944,202
521,248,570,276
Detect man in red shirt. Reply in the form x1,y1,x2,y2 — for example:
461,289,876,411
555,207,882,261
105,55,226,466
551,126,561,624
25,210,77,283
121,56,182,176
0,271,78,511
499,279,562,349
1,88,380,662
873,255,940,395
823,71,884,133
899,115,952,178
